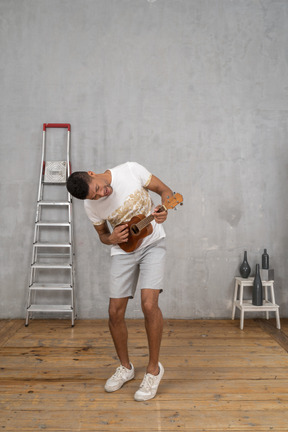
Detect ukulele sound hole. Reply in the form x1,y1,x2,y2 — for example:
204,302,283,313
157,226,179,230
131,224,140,235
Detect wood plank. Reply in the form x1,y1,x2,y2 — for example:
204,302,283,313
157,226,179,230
0,340,285,355
1,368,287,381
1,398,288,412
4,335,278,348
1,378,288,399
1,351,287,369
1,408,288,431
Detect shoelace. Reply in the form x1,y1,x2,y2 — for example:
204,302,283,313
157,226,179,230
112,365,127,379
140,373,155,390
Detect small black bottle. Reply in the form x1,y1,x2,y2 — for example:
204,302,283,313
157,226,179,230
252,264,263,306
262,249,269,269
240,251,251,278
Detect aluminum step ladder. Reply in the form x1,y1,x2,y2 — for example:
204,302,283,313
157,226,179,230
25,123,76,326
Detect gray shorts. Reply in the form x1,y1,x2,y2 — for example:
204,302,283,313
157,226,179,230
109,238,166,299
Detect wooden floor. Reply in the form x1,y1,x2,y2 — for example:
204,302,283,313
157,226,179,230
1,318,288,431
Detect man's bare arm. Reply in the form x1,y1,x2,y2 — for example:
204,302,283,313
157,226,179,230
146,175,173,224
94,221,129,245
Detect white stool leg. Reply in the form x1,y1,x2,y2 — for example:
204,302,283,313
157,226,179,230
275,309,281,329
232,280,239,320
270,282,280,329
270,283,276,304
239,282,244,329
265,285,269,320
239,283,243,306
240,309,244,330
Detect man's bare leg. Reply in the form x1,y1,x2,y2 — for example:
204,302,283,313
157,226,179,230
108,297,131,369
141,289,163,375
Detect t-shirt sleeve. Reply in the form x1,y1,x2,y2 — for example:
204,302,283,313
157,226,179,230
128,162,152,187
84,201,105,226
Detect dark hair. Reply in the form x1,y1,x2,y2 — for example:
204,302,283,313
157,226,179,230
66,171,91,199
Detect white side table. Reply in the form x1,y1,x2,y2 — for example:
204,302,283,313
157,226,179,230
232,277,281,330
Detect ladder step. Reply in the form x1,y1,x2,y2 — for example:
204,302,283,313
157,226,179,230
27,305,73,312
36,222,70,227
31,263,72,269
29,283,72,291
37,201,71,206
42,180,67,185
34,242,71,248
34,255,71,260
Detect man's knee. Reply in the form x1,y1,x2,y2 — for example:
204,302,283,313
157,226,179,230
141,290,160,317
108,298,128,324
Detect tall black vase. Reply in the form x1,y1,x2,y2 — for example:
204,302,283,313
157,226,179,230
252,264,263,306
240,251,251,278
262,249,269,269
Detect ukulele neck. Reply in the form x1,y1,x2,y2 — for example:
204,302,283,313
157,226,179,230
136,205,166,232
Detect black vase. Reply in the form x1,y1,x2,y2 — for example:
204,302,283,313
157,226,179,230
240,251,251,278
262,249,269,269
252,264,263,306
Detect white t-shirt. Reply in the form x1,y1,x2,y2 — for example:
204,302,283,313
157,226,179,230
84,162,166,255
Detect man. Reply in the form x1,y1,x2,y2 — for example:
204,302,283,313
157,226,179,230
66,162,173,401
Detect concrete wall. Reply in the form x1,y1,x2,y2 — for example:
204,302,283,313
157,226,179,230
1,0,288,319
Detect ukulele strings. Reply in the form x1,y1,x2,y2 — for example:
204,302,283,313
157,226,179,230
135,206,165,231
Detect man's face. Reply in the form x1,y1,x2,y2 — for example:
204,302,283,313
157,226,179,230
86,175,113,200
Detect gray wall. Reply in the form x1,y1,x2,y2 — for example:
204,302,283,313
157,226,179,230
1,0,288,319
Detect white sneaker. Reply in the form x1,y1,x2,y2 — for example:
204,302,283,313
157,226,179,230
134,362,164,401
104,363,135,392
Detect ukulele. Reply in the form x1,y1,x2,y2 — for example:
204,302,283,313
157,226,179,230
117,193,183,253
